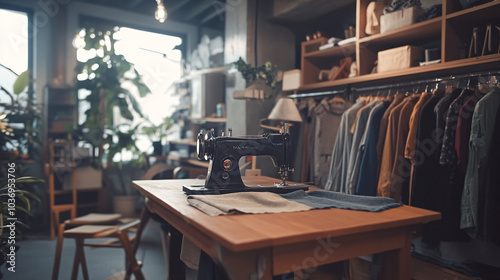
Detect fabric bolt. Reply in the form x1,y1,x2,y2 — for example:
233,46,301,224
325,100,365,192
346,100,379,194
310,99,351,187
405,91,433,161
377,95,412,198
279,190,402,212
187,192,312,216
439,89,475,167
384,0,421,13
376,93,405,178
455,90,487,171
356,100,391,196
390,94,420,203
461,87,500,238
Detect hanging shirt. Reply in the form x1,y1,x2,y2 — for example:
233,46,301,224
461,87,500,238
405,91,433,160
455,90,487,171
377,95,412,197
439,89,475,166
389,94,420,203
376,93,405,179
410,92,447,244
356,100,391,196
311,99,352,188
346,100,379,194
325,100,365,192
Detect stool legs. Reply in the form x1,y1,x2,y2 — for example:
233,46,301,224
71,238,89,280
118,230,145,280
52,223,66,280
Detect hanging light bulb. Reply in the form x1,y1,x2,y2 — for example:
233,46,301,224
155,0,167,23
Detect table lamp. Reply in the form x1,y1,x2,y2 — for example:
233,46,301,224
260,98,303,132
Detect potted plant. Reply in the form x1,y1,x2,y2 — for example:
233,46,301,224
74,25,150,166
0,66,42,161
141,116,174,155
0,176,41,277
73,25,151,216
232,57,278,99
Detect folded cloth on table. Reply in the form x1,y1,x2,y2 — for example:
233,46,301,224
188,190,402,216
187,191,312,216
280,190,401,212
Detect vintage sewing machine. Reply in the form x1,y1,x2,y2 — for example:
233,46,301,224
183,124,309,195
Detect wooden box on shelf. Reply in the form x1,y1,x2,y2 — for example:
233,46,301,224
378,45,423,73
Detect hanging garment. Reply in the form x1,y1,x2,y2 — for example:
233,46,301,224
376,93,405,179
389,94,421,203
482,105,500,245
439,89,475,166
311,99,351,187
405,91,433,160
298,99,317,182
431,88,470,242
325,100,365,192
461,87,500,239
410,91,447,244
355,100,391,196
377,95,413,197
455,90,487,171
346,100,379,194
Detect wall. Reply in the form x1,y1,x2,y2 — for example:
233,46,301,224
224,0,296,178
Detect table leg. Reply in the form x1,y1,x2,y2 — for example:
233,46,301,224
380,227,412,280
166,225,186,280
216,245,273,280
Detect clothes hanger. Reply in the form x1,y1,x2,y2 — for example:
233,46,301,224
478,73,490,93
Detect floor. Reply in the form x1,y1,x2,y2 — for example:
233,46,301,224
6,220,197,280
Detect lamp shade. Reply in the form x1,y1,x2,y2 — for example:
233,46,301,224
267,98,302,122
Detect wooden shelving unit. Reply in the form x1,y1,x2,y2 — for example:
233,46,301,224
299,0,500,93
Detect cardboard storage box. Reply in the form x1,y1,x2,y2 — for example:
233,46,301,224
380,7,424,33
378,45,423,73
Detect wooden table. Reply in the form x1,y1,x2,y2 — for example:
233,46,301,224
133,176,440,280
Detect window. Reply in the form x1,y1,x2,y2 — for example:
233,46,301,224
0,7,31,104
76,24,183,158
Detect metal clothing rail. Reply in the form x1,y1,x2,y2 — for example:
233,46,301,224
353,70,500,92
288,70,500,98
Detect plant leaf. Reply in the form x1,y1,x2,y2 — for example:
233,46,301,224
13,69,30,94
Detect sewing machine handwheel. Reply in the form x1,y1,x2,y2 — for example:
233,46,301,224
197,132,206,160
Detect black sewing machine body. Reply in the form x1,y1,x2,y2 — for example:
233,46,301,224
183,128,308,195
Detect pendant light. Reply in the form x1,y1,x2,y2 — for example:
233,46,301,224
155,0,167,23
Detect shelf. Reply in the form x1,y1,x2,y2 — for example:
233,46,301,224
358,17,442,48
446,1,500,21
304,43,356,59
192,117,227,124
298,53,500,92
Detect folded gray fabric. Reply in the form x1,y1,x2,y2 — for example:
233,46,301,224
279,190,401,212
187,191,312,216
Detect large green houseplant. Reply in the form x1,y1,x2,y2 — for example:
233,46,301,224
74,25,151,166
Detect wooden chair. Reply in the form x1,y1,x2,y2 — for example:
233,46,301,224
46,137,78,240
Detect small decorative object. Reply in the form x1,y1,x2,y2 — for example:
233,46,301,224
232,57,278,99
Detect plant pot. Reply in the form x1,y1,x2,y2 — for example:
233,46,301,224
112,195,137,218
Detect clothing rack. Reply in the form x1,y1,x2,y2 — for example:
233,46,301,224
288,70,500,99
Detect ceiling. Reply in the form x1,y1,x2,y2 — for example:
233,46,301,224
76,0,227,30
